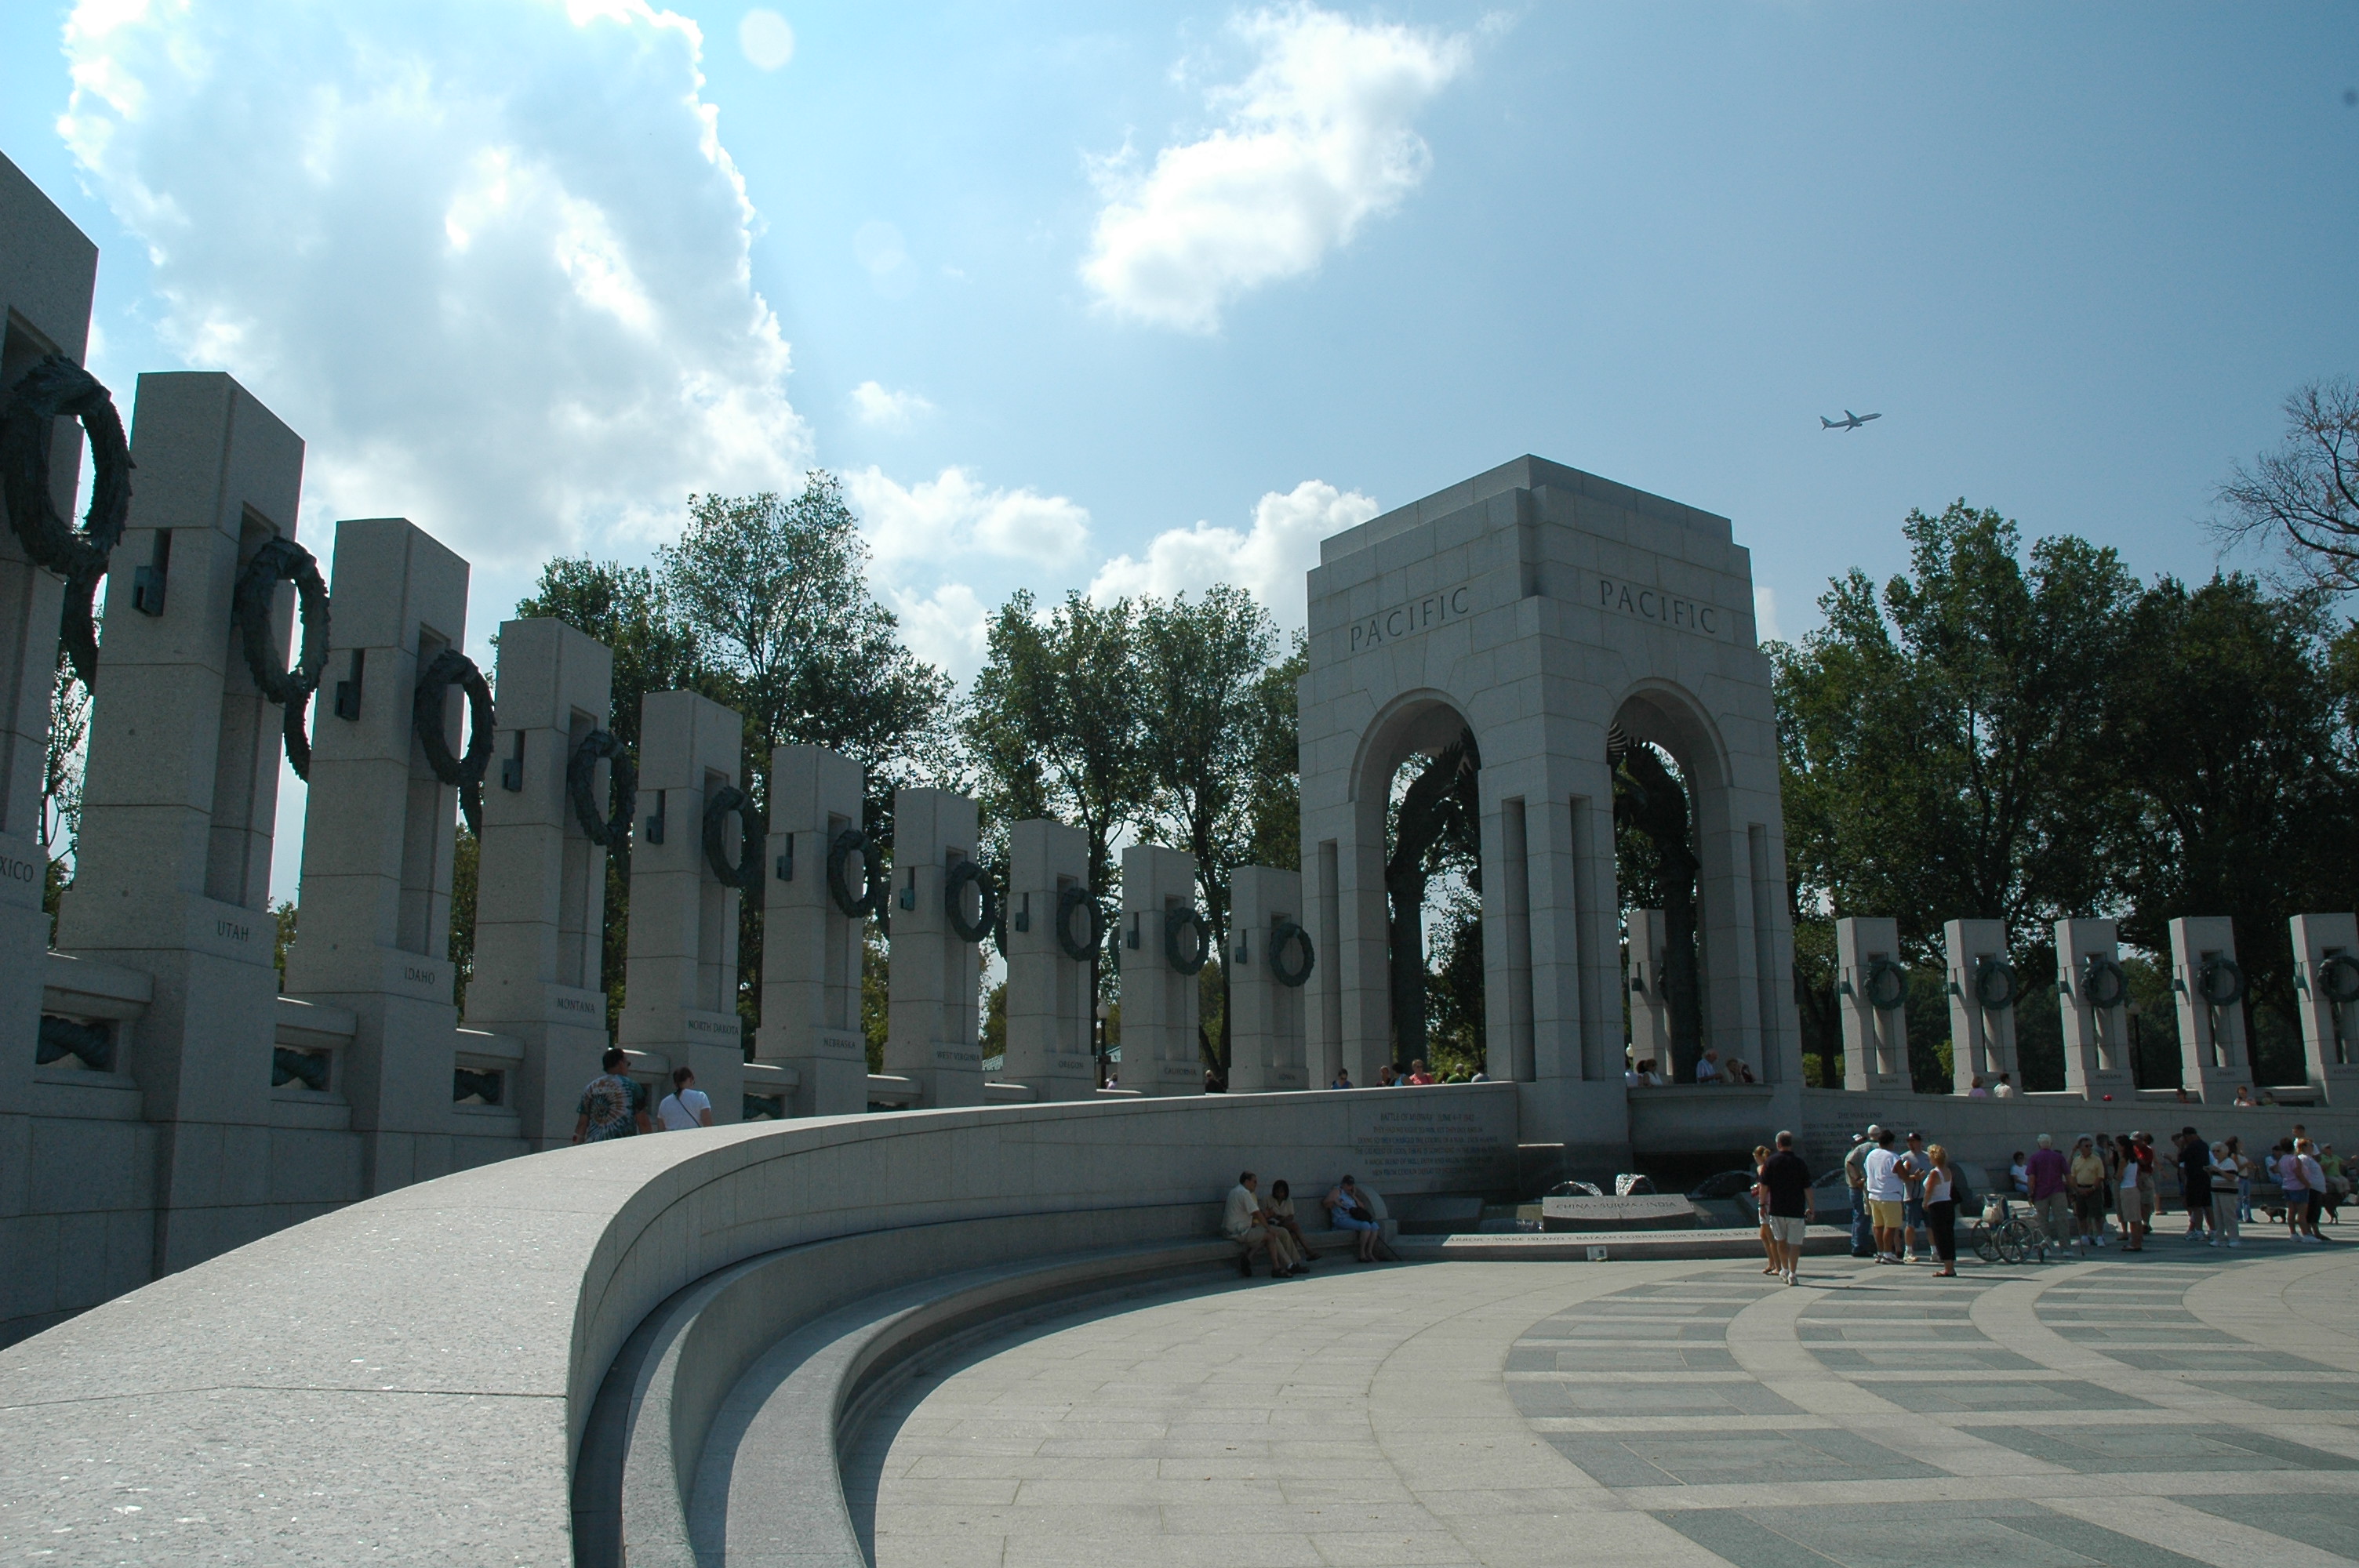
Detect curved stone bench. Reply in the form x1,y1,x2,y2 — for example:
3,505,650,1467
0,1083,1507,1564
576,1219,1367,1566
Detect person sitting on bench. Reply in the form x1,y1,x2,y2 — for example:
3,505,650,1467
1325,1174,1383,1262
1223,1171,1303,1277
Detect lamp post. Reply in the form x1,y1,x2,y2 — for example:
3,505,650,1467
1094,999,1112,1086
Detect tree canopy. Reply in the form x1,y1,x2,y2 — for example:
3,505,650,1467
1772,500,2359,1088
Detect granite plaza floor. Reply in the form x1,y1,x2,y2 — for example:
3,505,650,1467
845,1240,2359,1567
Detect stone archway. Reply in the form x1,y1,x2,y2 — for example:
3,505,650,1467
1296,456,1802,1162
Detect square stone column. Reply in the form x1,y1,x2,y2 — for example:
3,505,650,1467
754,743,869,1117
2167,916,2251,1103
1624,908,1674,1079
281,518,472,1195
882,786,985,1107
618,690,746,1118
56,373,304,1267
0,156,98,1116
460,617,613,1148
1837,916,1910,1091
1116,843,1205,1096
1943,919,2020,1094
2054,918,2135,1101
1226,864,1307,1092
2290,913,2359,1102
999,818,1096,1101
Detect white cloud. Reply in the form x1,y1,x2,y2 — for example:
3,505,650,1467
1754,585,1781,642
59,0,809,573
1081,5,1471,332
849,379,933,429
887,581,990,679
1089,478,1376,630
849,465,1091,569
738,9,794,71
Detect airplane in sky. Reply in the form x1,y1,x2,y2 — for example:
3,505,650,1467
1820,409,1881,431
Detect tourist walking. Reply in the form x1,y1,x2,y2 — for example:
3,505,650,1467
2025,1134,2069,1248
2206,1142,2242,1247
1864,1128,1907,1263
1923,1144,1960,1276
2134,1132,2161,1236
655,1065,714,1131
1751,1144,1778,1274
2114,1134,2146,1250
2295,1140,2328,1240
2230,1136,2257,1223
2067,1135,2107,1254
1759,1131,1815,1285
572,1047,651,1143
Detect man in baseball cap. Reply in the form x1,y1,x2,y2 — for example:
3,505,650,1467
1842,1126,1882,1257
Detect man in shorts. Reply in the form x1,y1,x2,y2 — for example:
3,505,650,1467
1759,1130,1816,1284
1863,1128,1907,1263
2066,1135,2108,1253
1898,1132,1933,1264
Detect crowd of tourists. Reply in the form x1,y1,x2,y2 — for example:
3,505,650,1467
1792,1117,2345,1274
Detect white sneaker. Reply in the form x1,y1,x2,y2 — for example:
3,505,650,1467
2095,1235,2110,1247
2227,1239,2242,1248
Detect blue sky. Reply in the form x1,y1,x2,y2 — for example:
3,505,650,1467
2,2,2354,897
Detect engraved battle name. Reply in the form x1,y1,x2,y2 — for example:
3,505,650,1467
1348,584,1472,653
1591,575,1734,641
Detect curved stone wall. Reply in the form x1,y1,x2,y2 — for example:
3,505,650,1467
0,1083,1515,1564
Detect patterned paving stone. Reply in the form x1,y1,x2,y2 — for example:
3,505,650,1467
843,1245,2359,1567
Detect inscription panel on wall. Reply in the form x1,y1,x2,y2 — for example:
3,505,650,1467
1350,1098,1514,1191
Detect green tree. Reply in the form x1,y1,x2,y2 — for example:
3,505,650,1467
662,475,951,770
965,590,1150,1036
1772,502,2140,1089
660,475,952,1036
1134,587,1285,1074
2110,574,2359,1083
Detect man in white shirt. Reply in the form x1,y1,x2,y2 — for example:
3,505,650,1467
656,1066,713,1131
1223,1172,1302,1277
1696,1050,1721,1084
1863,1128,1907,1262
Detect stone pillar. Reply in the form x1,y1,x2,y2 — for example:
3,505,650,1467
754,743,869,1117
999,818,1096,1101
1942,919,2019,1094
2290,913,2359,1103
281,518,472,1195
460,618,613,1148
1226,864,1308,1092
1116,844,1204,1096
2054,918,2134,1102
617,690,746,1119
53,373,303,1268
882,786,985,1107
0,158,98,1114
2167,916,2251,1103
1837,916,1910,1092
1625,908,1674,1080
